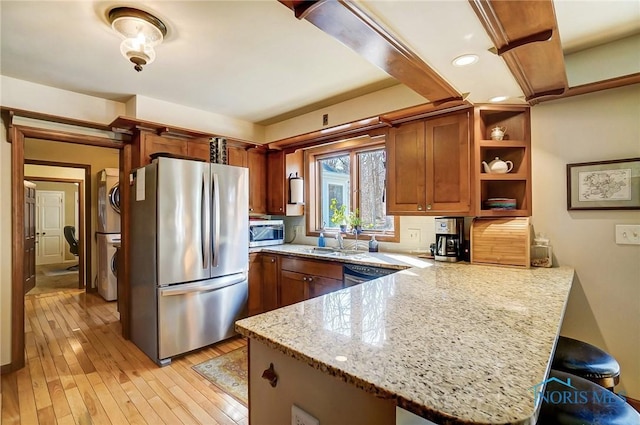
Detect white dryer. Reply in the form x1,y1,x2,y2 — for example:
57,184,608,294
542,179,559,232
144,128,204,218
98,168,120,233
97,233,120,301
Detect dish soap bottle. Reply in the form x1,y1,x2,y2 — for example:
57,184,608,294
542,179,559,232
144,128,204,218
318,232,326,247
368,235,379,252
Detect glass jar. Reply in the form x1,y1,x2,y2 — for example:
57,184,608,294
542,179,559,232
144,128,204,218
531,234,552,267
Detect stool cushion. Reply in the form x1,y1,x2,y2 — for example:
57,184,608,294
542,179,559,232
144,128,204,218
537,370,640,425
552,336,620,380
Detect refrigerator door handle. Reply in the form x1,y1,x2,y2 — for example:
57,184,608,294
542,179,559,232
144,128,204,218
159,273,246,297
201,172,211,269
212,172,221,268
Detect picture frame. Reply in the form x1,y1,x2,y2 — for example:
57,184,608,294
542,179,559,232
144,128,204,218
567,157,640,210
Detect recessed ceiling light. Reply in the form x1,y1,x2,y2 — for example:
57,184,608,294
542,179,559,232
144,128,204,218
489,96,508,103
452,54,479,67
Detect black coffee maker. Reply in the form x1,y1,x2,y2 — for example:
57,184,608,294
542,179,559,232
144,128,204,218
434,217,464,262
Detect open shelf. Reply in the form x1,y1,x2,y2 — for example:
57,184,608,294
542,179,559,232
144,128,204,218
474,106,531,217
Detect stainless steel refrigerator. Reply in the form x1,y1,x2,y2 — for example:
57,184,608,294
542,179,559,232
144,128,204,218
130,157,248,366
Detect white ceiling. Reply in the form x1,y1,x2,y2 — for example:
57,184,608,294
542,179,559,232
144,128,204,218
1,1,639,126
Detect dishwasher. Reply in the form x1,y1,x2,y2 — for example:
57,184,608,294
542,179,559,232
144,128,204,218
343,263,398,287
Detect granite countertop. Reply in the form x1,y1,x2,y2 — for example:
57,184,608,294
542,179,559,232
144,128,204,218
236,262,575,425
251,243,433,270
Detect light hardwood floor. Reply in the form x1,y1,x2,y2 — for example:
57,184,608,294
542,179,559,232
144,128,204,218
2,289,248,425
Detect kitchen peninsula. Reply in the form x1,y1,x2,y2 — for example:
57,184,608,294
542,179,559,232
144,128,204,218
236,262,575,425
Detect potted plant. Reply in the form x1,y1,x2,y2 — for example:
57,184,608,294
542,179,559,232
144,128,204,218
348,208,362,234
329,198,347,232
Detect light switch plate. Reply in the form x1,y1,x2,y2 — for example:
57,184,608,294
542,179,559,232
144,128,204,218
615,224,640,245
292,405,319,425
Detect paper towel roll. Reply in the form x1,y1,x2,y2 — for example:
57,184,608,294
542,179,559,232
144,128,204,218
289,174,304,204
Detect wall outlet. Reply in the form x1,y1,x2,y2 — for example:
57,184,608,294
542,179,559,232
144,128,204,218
408,228,421,243
322,114,329,126
293,225,303,234
292,405,319,425
615,224,640,245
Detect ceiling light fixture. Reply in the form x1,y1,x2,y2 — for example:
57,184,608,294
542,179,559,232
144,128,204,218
108,7,167,72
452,54,479,67
489,95,508,103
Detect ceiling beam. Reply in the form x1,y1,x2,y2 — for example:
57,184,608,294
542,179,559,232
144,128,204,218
278,0,463,104
469,0,568,103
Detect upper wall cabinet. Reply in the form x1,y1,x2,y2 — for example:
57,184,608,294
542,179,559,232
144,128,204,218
139,132,210,165
267,150,304,216
473,105,531,217
227,144,268,215
386,110,472,216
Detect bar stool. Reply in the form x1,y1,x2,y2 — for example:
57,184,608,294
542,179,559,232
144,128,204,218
537,370,640,424
552,336,620,390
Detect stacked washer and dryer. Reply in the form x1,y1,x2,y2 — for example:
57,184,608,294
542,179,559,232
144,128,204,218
97,168,120,301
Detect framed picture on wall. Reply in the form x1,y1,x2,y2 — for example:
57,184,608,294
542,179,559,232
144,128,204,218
567,157,640,210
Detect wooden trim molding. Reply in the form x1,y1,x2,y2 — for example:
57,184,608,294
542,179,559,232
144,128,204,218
469,0,568,103
0,107,114,132
279,0,463,104
13,125,124,149
9,124,26,374
268,100,471,151
535,73,640,104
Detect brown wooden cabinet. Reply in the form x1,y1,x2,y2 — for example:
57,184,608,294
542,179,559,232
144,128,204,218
248,253,262,316
386,110,471,215
267,150,286,215
140,133,187,165
139,132,211,165
473,106,531,216
261,254,279,311
247,253,280,316
248,148,267,215
227,145,248,167
279,256,343,307
266,150,304,216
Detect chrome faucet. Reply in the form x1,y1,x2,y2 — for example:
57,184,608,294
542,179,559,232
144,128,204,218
335,232,344,250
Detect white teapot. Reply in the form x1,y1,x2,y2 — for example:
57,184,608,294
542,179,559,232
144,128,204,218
482,157,513,174
490,126,507,141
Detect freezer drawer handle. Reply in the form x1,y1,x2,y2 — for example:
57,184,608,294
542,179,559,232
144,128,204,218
159,274,246,297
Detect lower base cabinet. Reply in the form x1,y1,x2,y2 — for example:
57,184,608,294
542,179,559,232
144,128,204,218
250,253,345,313
247,253,279,316
279,256,343,307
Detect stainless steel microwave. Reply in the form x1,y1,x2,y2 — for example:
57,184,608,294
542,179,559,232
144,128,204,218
249,219,285,247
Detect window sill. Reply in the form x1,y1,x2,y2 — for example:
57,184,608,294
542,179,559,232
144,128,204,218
307,230,399,243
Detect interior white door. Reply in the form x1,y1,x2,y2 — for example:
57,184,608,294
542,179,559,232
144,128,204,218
36,190,65,265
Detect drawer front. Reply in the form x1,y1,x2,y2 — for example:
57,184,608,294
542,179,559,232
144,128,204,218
280,257,343,280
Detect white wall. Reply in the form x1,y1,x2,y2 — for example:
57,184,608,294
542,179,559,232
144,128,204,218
130,95,264,142
265,85,426,142
531,85,640,398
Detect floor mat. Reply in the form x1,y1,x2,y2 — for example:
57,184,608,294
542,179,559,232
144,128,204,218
192,346,248,405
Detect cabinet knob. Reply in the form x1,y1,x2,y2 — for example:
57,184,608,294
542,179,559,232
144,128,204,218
417,205,423,211
426,204,432,210
279,207,283,211
308,277,313,282
270,258,275,263
303,277,307,281
261,363,278,388
249,208,253,212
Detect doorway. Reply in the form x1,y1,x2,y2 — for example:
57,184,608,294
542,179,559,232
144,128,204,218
25,175,86,294
7,123,124,374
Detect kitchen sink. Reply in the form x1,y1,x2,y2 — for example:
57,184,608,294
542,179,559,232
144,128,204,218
299,247,365,257
329,249,364,257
